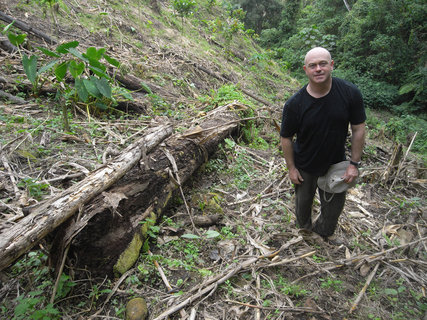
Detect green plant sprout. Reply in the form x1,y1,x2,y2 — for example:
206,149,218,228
19,40,132,131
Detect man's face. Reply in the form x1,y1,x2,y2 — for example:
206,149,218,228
303,50,334,85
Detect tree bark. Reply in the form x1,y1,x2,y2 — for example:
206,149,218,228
0,35,17,53
343,0,351,11
0,124,173,271
70,104,242,276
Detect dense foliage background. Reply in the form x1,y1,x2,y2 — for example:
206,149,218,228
232,0,426,115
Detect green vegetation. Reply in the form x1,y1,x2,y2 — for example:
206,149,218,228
233,0,426,156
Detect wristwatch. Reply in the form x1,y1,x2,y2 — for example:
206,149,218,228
350,160,361,168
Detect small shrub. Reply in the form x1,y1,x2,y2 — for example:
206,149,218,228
333,69,399,110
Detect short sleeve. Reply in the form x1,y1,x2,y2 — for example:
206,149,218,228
349,85,366,125
280,101,298,138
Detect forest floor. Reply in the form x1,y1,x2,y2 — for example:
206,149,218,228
0,1,426,320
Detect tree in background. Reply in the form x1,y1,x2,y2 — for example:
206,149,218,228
232,0,284,34
337,0,426,112
232,0,426,114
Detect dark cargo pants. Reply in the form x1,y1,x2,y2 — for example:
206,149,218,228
294,169,346,237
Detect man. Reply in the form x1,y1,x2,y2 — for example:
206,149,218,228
280,47,366,240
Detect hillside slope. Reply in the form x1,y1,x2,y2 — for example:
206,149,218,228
0,1,426,320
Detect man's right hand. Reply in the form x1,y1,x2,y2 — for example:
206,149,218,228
289,167,304,185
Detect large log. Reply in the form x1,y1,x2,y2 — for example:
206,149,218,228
0,10,57,45
0,124,173,271
70,104,242,276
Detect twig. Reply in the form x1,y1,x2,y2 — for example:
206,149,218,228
349,262,380,314
293,236,427,283
149,250,187,319
149,250,172,291
189,308,197,320
228,187,292,206
162,148,200,236
345,236,427,265
262,250,315,268
152,256,258,320
225,299,324,314
89,269,134,319
255,273,261,320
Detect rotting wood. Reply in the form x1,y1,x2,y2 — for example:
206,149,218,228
0,11,57,45
114,73,158,94
69,103,243,276
389,132,418,191
381,143,402,184
0,124,173,271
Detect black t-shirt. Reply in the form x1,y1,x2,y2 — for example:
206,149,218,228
280,77,366,176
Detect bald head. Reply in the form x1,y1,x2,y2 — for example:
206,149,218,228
304,47,332,65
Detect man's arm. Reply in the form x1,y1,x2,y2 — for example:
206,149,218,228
344,122,366,183
281,136,303,184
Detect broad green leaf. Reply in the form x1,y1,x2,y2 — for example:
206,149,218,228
22,54,38,85
205,230,220,239
140,82,152,94
56,40,79,54
75,78,88,102
14,299,31,316
85,47,106,60
37,46,60,58
69,61,85,78
8,32,26,46
121,90,134,100
384,288,398,295
94,77,112,99
399,83,416,95
66,47,88,63
103,54,120,67
38,60,58,75
87,57,106,72
83,77,102,98
181,233,201,239
54,62,68,82
116,87,134,100
85,47,98,60
95,101,108,110
88,66,110,80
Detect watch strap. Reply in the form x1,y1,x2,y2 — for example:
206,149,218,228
350,160,361,167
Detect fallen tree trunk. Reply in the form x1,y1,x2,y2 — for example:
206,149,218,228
70,103,243,276
0,124,173,271
0,11,57,45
